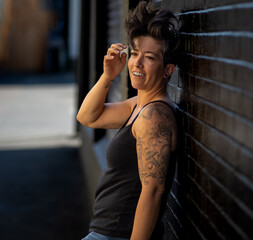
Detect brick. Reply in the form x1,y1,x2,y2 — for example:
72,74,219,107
180,7,253,33
186,93,253,148
167,192,184,227
170,177,186,209
163,221,180,240
186,174,250,239
181,33,253,63
220,86,253,124
181,53,253,92
160,1,253,240
188,160,252,239
185,194,222,239
204,0,253,8
184,218,206,240
184,114,253,181
186,135,253,210
163,0,253,12
180,74,253,122
165,200,182,239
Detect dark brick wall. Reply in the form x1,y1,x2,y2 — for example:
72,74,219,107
78,0,253,239
162,0,253,239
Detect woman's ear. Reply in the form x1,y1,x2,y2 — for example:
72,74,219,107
164,64,175,77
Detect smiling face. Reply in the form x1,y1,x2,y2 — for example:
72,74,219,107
128,36,167,92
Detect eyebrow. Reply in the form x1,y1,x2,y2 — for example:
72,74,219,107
131,48,159,57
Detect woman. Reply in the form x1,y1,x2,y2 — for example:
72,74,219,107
77,2,180,239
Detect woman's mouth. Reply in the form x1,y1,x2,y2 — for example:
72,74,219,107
132,71,144,77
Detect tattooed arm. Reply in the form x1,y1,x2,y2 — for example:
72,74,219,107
130,103,177,240
77,43,136,129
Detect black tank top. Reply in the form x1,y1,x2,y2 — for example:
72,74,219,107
89,101,177,239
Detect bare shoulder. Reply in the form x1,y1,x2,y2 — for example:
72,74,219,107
138,101,176,123
133,101,177,150
134,102,176,129
125,96,137,111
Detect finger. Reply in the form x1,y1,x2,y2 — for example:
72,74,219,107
107,43,127,56
110,43,127,51
107,48,121,56
104,55,114,60
111,43,126,49
120,52,127,64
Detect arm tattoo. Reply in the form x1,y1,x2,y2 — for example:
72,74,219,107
139,103,173,122
137,104,174,185
105,80,113,88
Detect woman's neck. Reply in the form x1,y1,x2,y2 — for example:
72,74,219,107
136,85,168,107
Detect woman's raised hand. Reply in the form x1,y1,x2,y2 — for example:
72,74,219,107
103,43,127,80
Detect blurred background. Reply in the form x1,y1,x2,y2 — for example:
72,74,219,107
0,0,79,73
0,0,89,239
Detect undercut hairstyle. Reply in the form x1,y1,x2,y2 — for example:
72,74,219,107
125,1,180,65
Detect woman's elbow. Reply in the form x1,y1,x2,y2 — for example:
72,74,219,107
153,184,165,196
142,183,165,198
76,115,84,126
76,112,90,127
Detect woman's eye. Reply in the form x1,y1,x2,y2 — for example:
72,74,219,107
131,52,137,56
146,56,154,60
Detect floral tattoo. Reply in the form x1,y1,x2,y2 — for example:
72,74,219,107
137,103,174,185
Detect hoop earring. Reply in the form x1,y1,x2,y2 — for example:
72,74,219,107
164,73,169,79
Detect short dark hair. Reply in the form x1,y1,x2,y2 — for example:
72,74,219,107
125,1,180,65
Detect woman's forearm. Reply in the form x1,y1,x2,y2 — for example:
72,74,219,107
76,73,112,126
77,43,127,127
130,188,163,240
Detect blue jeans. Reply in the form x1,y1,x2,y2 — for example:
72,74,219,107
81,232,129,240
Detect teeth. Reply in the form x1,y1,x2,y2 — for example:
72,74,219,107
133,71,144,76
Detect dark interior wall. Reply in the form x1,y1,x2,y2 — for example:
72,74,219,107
77,0,90,110
106,0,123,140
163,0,253,239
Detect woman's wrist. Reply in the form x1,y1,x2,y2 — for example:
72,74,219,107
100,73,114,88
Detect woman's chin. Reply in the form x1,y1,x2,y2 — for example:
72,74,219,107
130,79,143,90
131,83,142,90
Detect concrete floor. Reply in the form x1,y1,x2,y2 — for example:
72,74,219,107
0,72,78,149
0,72,90,240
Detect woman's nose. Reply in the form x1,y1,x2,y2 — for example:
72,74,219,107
134,55,143,68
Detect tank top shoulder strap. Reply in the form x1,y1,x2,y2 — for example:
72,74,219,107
130,100,175,126
151,100,176,114
121,104,137,129
128,104,137,120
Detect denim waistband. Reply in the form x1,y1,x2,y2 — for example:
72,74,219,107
81,231,129,240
